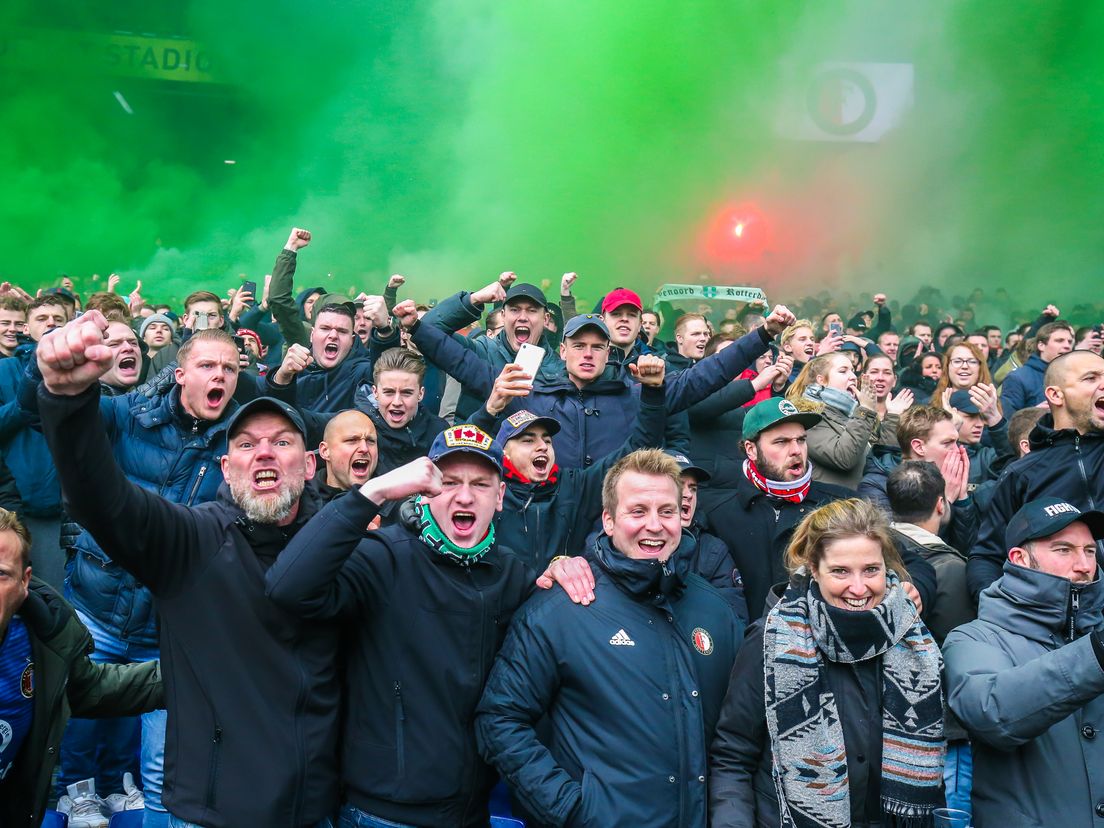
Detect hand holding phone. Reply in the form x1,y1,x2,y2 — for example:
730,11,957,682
513,343,545,386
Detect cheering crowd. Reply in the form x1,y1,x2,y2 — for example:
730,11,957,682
1,225,1103,828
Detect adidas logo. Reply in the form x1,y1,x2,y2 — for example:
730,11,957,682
609,629,635,646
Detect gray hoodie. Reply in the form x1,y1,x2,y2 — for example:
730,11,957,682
944,562,1104,828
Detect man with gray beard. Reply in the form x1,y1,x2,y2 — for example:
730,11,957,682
34,310,341,827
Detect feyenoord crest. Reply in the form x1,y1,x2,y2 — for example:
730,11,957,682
20,662,33,699
778,400,799,416
691,627,714,656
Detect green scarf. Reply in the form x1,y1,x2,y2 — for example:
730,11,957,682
413,496,495,566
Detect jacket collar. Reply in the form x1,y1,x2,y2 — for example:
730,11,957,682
591,531,691,604
980,561,1104,643
1028,411,1104,450
891,521,946,548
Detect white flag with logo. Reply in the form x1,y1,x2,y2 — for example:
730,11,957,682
775,61,914,143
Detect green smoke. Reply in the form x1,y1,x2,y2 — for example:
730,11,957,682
1,1,1101,318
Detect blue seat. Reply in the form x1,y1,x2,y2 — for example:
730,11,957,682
490,818,525,828
108,812,145,828
40,811,67,828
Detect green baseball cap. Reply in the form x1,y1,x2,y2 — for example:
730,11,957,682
312,293,358,323
741,398,822,441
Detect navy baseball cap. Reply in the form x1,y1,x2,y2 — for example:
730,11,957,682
226,397,308,442
562,314,610,340
949,389,982,415
1005,497,1104,550
504,283,547,309
665,450,711,482
429,424,503,473
741,398,822,441
496,410,561,444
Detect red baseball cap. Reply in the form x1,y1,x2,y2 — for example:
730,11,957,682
601,288,643,314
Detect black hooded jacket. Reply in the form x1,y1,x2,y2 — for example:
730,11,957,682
967,414,1104,600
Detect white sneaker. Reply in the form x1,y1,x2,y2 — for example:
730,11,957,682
105,772,146,813
58,778,110,828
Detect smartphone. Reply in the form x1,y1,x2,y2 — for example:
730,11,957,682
193,314,209,331
829,322,843,335
232,335,247,355
514,343,545,385
240,280,257,307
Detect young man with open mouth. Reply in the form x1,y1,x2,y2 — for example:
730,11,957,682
266,426,595,828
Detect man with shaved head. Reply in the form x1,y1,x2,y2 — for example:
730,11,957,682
968,350,1104,598
317,410,378,500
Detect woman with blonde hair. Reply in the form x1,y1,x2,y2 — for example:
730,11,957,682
786,353,911,489
709,499,945,828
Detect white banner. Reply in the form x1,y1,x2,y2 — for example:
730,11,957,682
775,61,914,143
653,284,767,304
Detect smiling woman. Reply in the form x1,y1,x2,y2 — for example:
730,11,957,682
709,499,945,828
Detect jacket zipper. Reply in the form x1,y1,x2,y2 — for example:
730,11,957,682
186,464,209,506
1075,436,1098,511
290,646,309,827
394,681,406,776
1070,588,1080,641
205,725,223,808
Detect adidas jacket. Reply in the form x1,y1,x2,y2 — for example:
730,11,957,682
475,535,744,827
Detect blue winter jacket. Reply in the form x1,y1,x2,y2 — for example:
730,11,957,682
65,386,236,646
0,352,60,517
999,353,1048,412
412,320,773,470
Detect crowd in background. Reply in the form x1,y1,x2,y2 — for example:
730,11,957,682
1,225,1103,828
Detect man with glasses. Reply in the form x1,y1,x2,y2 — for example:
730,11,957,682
398,300,796,469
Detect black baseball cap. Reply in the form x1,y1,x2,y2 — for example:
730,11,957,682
948,389,982,415
496,410,561,444
665,450,711,482
226,397,308,442
562,314,610,340
846,313,869,331
504,283,547,309
1005,497,1104,550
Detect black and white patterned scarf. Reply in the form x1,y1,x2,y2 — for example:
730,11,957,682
764,572,945,828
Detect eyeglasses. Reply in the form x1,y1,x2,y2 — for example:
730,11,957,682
949,358,980,368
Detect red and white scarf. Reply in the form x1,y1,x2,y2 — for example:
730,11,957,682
743,458,812,504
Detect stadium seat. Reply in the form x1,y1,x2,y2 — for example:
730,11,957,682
490,818,525,828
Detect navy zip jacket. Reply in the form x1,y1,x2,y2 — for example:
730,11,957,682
294,328,399,413
967,414,1104,600
422,290,565,417
265,490,536,828
412,319,773,470
475,534,744,828
38,384,341,828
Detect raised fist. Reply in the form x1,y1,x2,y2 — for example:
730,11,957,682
285,228,312,252
360,456,443,504
628,354,666,387
37,311,114,396
763,305,797,336
387,274,406,290
392,299,420,328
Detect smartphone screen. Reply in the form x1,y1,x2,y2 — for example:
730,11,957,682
514,343,545,384
829,322,843,335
